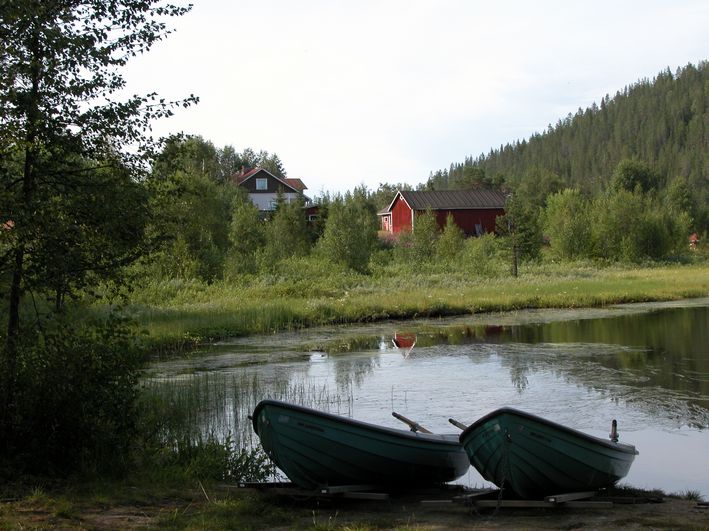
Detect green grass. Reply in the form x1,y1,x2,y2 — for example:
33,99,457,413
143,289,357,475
3,480,704,530
121,259,709,354
153,492,300,529
0,481,308,530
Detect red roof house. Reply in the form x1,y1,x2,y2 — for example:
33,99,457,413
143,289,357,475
231,167,310,213
378,189,507,237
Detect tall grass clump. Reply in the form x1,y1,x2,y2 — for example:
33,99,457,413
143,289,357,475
135,375,270,483
674,489,704,501
135,370,354,482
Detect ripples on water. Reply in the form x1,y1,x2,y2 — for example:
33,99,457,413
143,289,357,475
145,299,709,496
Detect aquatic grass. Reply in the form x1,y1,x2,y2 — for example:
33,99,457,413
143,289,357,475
140,370,353,451
134,376,275,484
134,369,356,485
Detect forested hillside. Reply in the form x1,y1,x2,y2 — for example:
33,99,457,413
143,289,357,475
426,62,708,228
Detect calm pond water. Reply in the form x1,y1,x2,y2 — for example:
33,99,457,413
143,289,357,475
146,298,709,497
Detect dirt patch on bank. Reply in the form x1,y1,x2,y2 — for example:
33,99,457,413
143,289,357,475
2,486,707,529
301,498,708,530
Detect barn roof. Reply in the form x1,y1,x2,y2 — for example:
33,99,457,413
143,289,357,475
388,189,507,212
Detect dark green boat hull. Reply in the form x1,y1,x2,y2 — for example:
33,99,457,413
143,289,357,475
459,408,638,499
252,400,470,490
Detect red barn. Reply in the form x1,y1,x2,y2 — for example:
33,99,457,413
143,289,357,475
378,189,507,236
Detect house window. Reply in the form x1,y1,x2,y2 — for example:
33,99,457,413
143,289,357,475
269,199,278,210
256,178,267,190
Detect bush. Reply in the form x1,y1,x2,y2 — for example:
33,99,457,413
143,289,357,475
1,314,143,476
543,189,592,259
591,190,691,262
461,233,503,277
183,437,272,482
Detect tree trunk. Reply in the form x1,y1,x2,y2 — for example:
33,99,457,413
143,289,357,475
1,246,23,438
2,30,41,433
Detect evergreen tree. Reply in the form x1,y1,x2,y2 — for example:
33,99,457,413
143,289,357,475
409,210,440,261
427,62,709,231
611,159,661,194
260,153,287,178
370,182,412,211
496,195,543,275
237,148,288,177
517,167,565,208
436,214,464,260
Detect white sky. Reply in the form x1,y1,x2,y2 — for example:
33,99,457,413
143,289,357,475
123,0,709,195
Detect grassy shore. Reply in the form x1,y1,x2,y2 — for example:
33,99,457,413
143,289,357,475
0,481,704,530
122,259,709,354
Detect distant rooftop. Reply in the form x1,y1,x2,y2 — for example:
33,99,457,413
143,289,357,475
231,167,307,192
392,189,507,211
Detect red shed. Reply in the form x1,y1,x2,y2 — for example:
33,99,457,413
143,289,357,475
378,189,507,237
690,233,699,250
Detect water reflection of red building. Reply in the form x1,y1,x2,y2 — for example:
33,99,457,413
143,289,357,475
392,332,416,349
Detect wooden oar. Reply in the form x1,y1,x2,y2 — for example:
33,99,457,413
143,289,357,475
448,418,468,430
392,411,432,434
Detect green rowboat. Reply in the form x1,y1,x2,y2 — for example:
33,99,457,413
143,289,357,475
252,399,470,490
459,407,638,499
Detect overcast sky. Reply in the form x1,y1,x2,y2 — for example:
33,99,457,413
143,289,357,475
123,0,709,196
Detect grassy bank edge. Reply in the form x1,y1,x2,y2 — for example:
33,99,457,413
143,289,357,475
127,263,709,356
